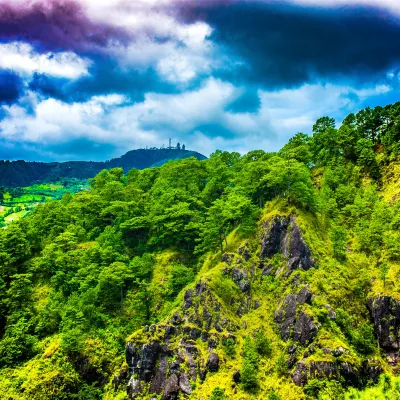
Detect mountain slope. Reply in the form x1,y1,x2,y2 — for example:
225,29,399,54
0,149,207,187
1,102,400,399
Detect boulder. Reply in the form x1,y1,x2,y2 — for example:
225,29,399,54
297,286,312,305
233,370,241,383
163,374,179,400
179,373,192,395
127,377,143,399
183,289,193,310
207,353,220,373
232,268,251,293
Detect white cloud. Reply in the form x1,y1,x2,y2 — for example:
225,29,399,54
77,0,216,84
0,42,91,79
0,79,393,159
258,82,392,141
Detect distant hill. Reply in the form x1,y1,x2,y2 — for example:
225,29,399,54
0,148,207,187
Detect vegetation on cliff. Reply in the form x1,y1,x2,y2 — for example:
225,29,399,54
1,102,400,399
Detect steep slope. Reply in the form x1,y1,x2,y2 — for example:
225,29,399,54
105,204,390,400
0,149,207,187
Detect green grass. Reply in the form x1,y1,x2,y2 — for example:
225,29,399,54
4,210,28,223
0,180,88,227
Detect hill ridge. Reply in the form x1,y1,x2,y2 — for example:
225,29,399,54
0,148,207,187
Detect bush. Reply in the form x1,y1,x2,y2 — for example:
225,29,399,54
352,322,376,355
255,330,272,357
168,263,195,297
268,392,281,400
241,337,260,391
275,354,287,376
223,338,236,358
210,387,227,400
241,359,259,391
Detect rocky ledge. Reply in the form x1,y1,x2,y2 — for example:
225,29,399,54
368,296,400,365
260,215,315,276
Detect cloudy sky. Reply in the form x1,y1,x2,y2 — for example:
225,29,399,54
0,0,399,161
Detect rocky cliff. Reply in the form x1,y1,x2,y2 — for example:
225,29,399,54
107,210,390,399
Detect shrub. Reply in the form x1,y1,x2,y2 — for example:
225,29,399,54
275,354,287,376
223,338,236,358
210,387,227,400
255,330,272,357
268,392,281,400
241,359,259,391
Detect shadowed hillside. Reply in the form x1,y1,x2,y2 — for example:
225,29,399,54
0,149,207,187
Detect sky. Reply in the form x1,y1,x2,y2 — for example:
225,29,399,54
0,0,399,161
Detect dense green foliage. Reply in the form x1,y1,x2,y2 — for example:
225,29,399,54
1,101,400,399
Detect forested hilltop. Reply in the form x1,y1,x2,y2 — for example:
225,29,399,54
2,102,400,400
0,148,206,187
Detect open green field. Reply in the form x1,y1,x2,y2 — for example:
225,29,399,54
0,179,88,227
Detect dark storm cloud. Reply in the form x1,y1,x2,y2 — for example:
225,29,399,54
0,0,129,53
225,87,261,113
178,2,400,89
0,70,23,105
27,57,180,104
0,138,120,162
44,138,119,161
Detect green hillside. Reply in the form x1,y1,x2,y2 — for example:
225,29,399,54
0,149,207,188
1,102,400,399
0,180,88,228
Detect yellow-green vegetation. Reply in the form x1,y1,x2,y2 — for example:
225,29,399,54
1,102,400,399
0,179,88,227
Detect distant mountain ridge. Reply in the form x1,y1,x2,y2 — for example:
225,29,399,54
0,148,207,187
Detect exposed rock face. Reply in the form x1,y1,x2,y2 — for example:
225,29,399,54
127,377,143,399
292,358,381,387
293,361,340,386
260,215,315,275
293,312,318,346
179,373,192,395
368,296,400,353
163,374,179,400
232,268,251,293
281,218,315,274
260,216,290,259
274,287,317,345
207,353,220,373
125,281,235,399
274,294,297,341
222,252,234,265
183,289,193,310
126,342,162,383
